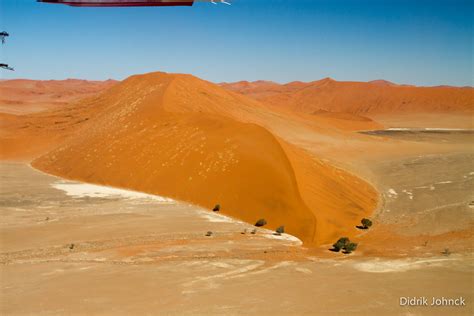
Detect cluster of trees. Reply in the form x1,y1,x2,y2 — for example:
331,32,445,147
212,205,373,253
332,237,358,254
330,218,374,254
254,219,286,236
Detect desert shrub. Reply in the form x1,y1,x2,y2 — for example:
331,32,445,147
275,226,285,235
206,231,213,237
343,242,358,253
441,248,451,256
213,204,221,212
332,237,350,251
255,219,267,227
361,218,373,229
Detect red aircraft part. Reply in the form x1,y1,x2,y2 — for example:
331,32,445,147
38,0,194,6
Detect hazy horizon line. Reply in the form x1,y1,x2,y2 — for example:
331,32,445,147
2,73,473,89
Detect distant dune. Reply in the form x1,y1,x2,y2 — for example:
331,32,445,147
0,72,375,245
0,79,117,114
220,80,303,100
220,80,284,99
221,78,474,115
309,110,383,131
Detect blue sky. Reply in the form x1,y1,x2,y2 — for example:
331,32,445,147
0,0,472,86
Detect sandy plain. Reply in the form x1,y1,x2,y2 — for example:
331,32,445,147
1,162,473,316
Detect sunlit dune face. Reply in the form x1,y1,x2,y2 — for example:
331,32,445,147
11,72,377,246
221,79,474,115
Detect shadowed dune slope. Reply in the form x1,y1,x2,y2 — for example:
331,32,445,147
280,142,378,244
222,79,473,115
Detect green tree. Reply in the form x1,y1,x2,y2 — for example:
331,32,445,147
343,242,358,253
275,226,285,235
332,237,350,251
361,218,373,229
255,218,267,227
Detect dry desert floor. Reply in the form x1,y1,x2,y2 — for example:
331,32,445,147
1,152,473,315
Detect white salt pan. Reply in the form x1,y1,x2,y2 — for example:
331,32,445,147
51,181,174,203
353,257,457,273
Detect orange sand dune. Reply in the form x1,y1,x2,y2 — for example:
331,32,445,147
280,142,378,244
0,87,117,160
0,79,117,115
306,110,383,131
222,78,473,115
12,72,378,245
31,73,316,242
367,79,399,87
220,80,283,99
220,80,306,100
34,113,318,242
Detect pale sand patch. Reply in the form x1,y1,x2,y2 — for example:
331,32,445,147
51,180,174,203
352,257,461,273
424,128,472,131
387,188,398,198
197,208,303,245
183,261,265,287
295,267,313,274
210,262,235,269
260,230,303,245
386,128,413,131
41,269,65,276
386,128,471,131
50,172,304,247
198,212,236,223
228,261,295,279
